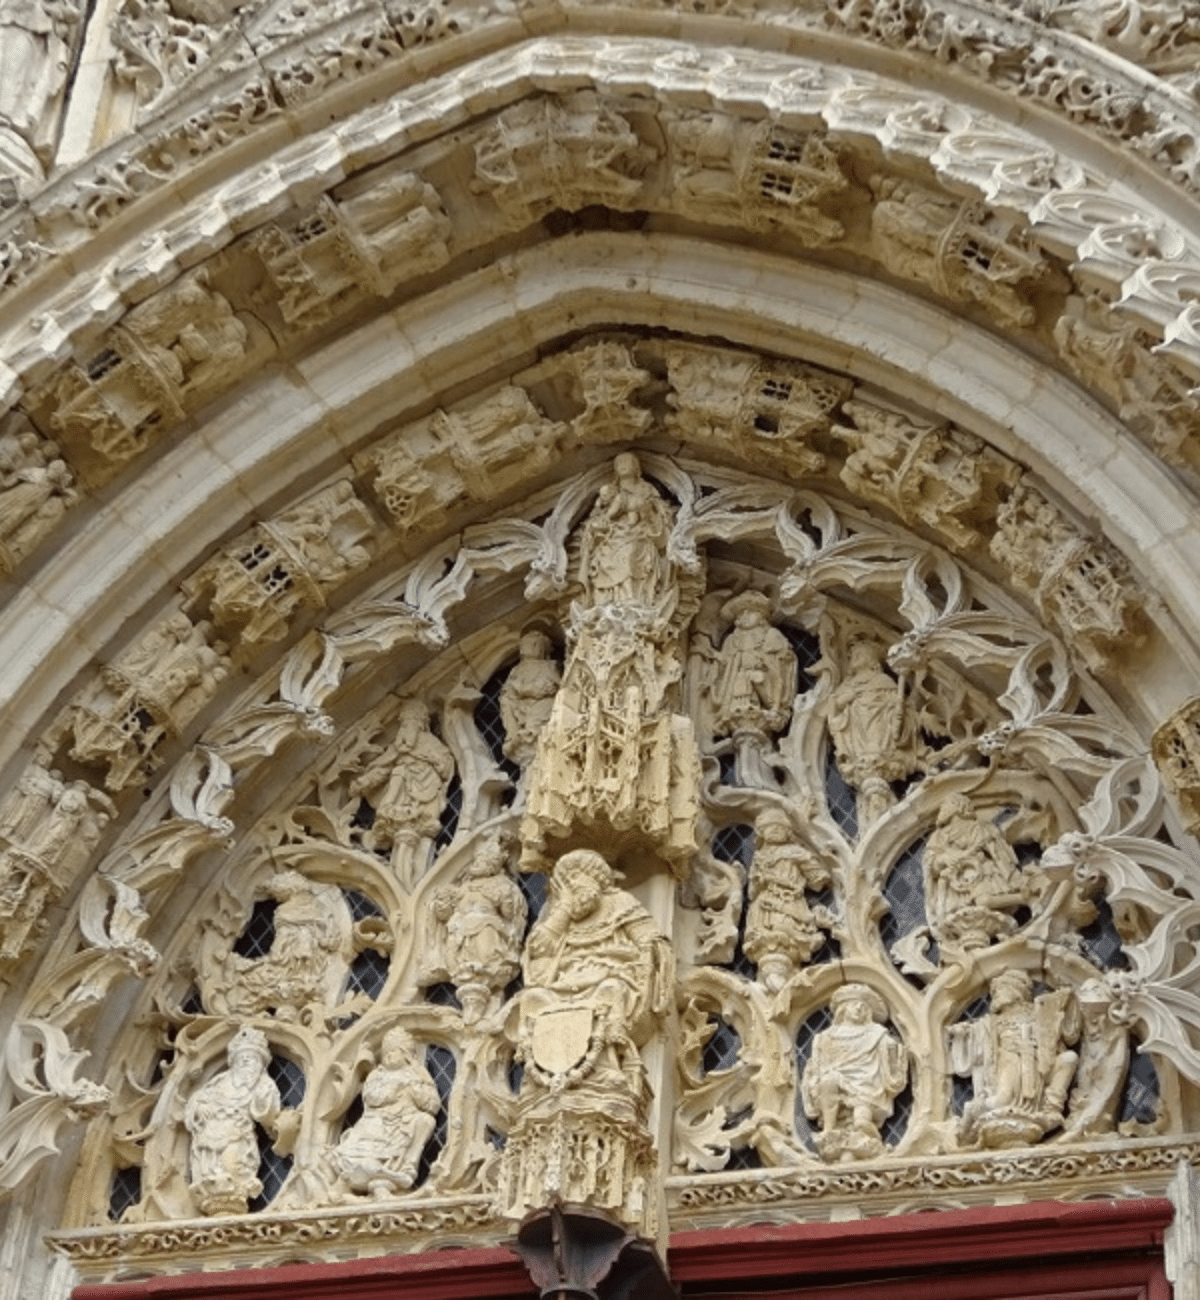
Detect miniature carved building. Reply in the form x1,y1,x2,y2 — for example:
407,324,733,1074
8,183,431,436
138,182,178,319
4,3,1200,1299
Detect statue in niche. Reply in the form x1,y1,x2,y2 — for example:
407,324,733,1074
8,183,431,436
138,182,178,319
825,635,920,827
351,698,455,886
333,1027,440,1200
521,454,701,871
428,830,526,1023
226,871,353,1021
923,794,1032,955
710,591,797,786
500,849,674,1233
743,808,833,993
800,985,907,1162
184,1026,294,1216
579,451,673,608
498,630,561,770
949,970,1080,1149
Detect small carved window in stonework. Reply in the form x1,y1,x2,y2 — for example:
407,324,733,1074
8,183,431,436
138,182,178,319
238,543,292,596
794,1006,834,1150
824,747,859,837
87,349,121,381
1120,1044,1160,1125
434,774,462,849
107,1166,142,1222
474,662,521,794
767,136,806,165
950,996,991,1116
295,215,328,244
232,899,277,960
249,1055,305,1212
959,238,992,274
759,172,795,201
702,1017,742,1075
417,1044,457,1186
760,378,793,404
118,704,156,742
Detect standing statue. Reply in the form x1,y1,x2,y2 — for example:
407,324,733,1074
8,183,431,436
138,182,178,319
743,808,832,992
184,1027,293,1216
826,636,920,827
498,630,561,770
333,1028,440,1200
710,592,797,785
501,849,674,1233
351,698,455,885
923,794,1031,954
225,871,353,1021
0,1,79,170
578,451,673,608
949,970,1080,1149
428,830,526,1023
800,984,907,1162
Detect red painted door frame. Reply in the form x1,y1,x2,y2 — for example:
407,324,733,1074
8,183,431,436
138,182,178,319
73,1197,1173,1300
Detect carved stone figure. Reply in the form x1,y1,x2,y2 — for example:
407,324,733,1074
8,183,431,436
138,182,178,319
0,420,77,573
184,1027,292,1216
832,401,1018,551
800,985,907,1162
1153,695,1200,834
825,637,919,827
0,0,80,161
186,482,374,647
428,831,525,1023
498,631,561,770
522,455,701,870
0,763,113,965
710,592,797,785
950,971,1080,1149
579,452,674,609
990,481,1142,670
432,388,561,504
67,613,231,789
743,808,832,992
1060,978,1132,1141
225,872,354,1022
252,174,451,326
473,92,654,225
923,795,1030,954
333,1028,440,1199
871,178,1045,329
501,849,673,1232
352,699,455,885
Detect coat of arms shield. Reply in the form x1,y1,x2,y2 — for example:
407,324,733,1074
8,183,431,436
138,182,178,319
530,1004,594,1075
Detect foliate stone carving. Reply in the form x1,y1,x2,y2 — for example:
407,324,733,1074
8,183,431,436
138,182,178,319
825,635,920,827
498,631,561,771
65,613,231,790
665,344,847,475
743,808,831,993
364,388,562,534
521,454,701,871
500,849,673,1235
473,92,655,226
349,697,455,885
950,972,1080,1150
0,761,114,967
800,986,907,1162
666,112,847,244
332,1028,439,1200
36,273,254,484
871,179,1049,329
204,871,355,1022
562,341,653,445
184,1026,294,1216
1153,697,1200,834
425,830,525,1024
0,415,78,574
832,400,1019,551
990,480,1142,670
112,0,246,116
251,174,452,328
185,482,374,648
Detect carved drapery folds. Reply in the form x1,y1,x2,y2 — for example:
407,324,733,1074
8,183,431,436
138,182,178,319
4,341,1184,1270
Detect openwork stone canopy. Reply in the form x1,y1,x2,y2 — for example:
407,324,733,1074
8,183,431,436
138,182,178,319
5,2,1200,1298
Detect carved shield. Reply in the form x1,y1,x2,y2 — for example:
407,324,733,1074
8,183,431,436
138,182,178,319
530,1005,593,1075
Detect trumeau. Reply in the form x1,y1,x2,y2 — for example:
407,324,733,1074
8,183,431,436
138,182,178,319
5,2,1200,1298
